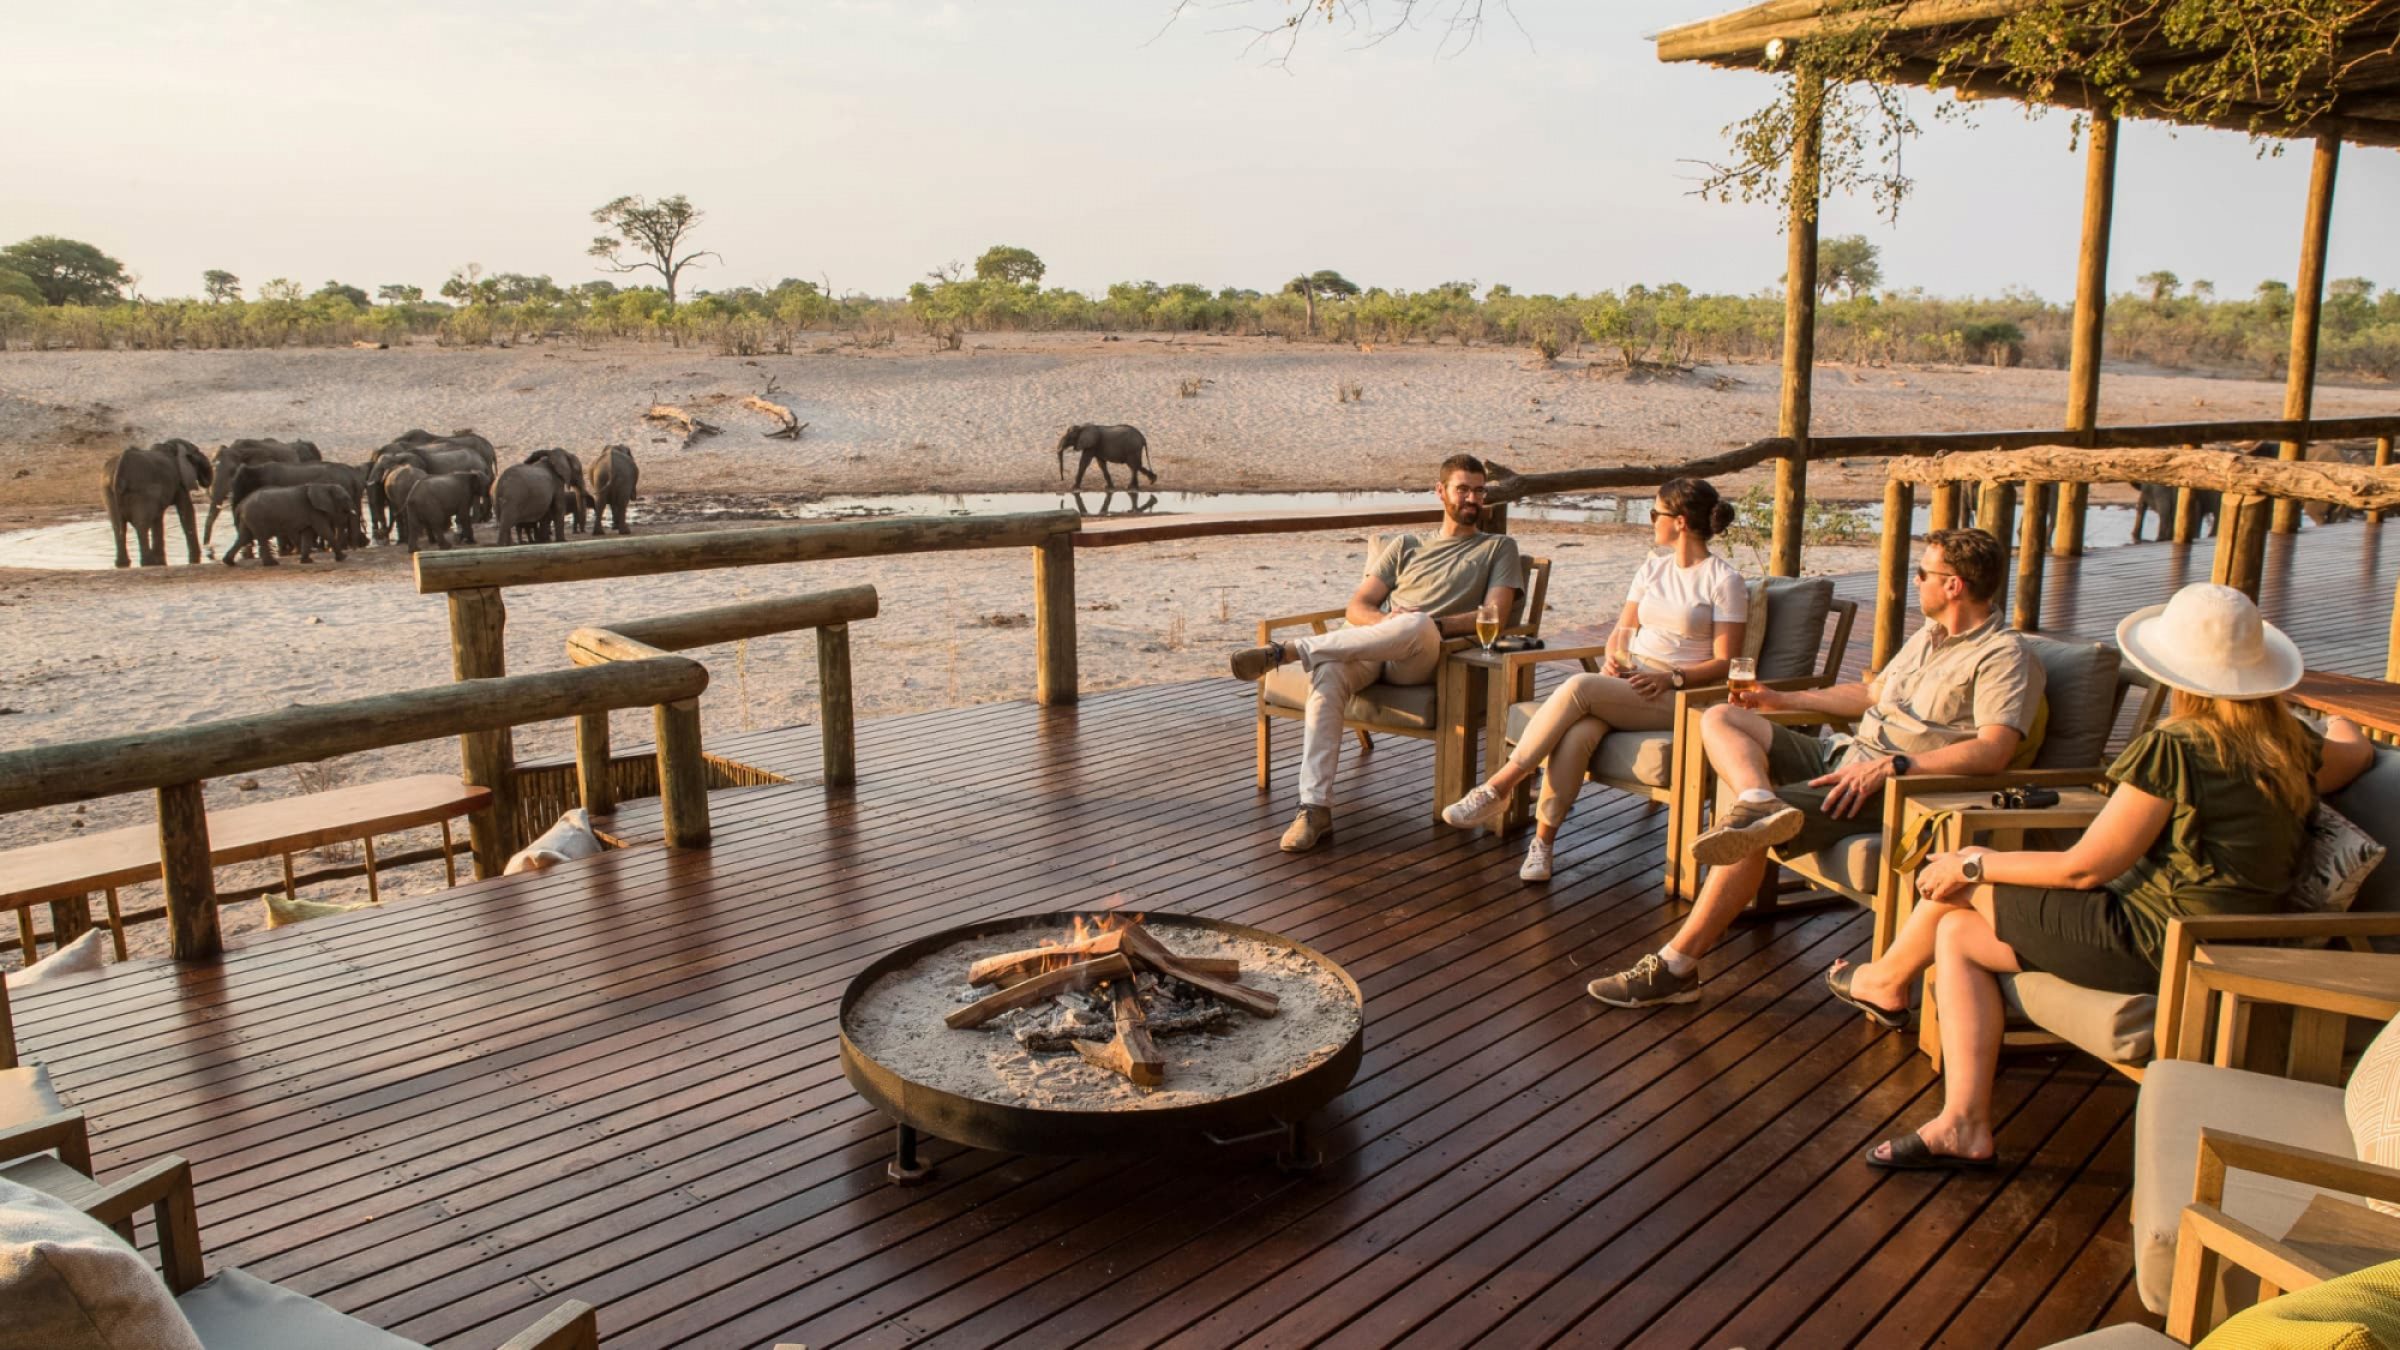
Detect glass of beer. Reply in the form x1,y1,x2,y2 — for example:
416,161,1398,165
1727,657,1758,702
1475,603,1502,650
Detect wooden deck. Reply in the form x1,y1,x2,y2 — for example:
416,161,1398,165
15,524,2398,1349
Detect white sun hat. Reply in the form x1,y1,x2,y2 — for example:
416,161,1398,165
2115,583,2304,700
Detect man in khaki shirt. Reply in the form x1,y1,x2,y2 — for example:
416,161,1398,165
1586,528,2044,1008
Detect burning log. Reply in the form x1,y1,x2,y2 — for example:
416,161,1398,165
945,953,1133,1029
968,931,1237,987
1071,982,1164,1087
1118,924,1279,1018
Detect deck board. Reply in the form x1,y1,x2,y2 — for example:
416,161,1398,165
14,525,2396,1348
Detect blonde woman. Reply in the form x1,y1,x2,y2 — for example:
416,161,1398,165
1443,477,1747,881
1829,584,2373,1169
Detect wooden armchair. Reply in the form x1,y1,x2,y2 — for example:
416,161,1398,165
1490,579,1857,900
1254,553,1552,820
2168,1129,2400,1340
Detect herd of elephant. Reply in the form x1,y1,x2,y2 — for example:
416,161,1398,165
101,431,642,568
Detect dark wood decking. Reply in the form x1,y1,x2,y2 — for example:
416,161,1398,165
15,525,2398,1349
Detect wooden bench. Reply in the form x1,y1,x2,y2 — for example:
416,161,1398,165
0,774,489,962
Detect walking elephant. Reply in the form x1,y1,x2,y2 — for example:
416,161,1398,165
202,438,321,550
368,442,491,541
103,439,213,567
588,444,639,535
493,449,578,544
1056,424,1156,492
385,465,488,551
227,461,368,552
222,484,353,566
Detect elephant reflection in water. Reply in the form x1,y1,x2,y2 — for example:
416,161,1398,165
1072,491,1159,518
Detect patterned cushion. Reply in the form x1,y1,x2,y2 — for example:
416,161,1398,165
2017,636,2121,769
1503,702,1674,788
2295,805,2389,915
1755,577,1833,681
2348,1014,2400,1217
0,1177,205,1350
1738,576,1771,663
1260,665,1439,731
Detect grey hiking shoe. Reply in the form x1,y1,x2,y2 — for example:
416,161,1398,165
1231,642,1286,682
1587,953,1701,1008
1691,794,1804,867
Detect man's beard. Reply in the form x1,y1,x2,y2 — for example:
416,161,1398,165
1448,500,1481,526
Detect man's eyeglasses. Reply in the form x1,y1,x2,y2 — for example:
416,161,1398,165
1914,566,1959,582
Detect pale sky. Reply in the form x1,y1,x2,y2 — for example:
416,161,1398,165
3,0,2392,304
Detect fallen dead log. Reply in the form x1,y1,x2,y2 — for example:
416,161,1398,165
742,377,806,439
642,400,720,444
350,340,387,350
1071,981,1164,1087
946,953,1134,1029
1118,923,1278,1018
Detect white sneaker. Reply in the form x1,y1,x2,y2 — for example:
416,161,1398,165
1520,836,1555,882
1441,782,1509,830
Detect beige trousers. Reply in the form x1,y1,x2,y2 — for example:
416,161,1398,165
1507,671,1675,828
1289,612,1444,808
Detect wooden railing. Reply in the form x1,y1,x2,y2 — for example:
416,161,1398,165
0,658,710,961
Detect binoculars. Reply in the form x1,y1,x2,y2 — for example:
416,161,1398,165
1990,786,2062,809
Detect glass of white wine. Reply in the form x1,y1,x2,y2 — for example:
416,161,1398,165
1475,602,1502,650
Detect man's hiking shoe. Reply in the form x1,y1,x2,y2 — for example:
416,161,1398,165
1587,953,1701,1008
1441,782,1509,830
1691,795,1803,867
1231,643,1285,682
1280,806,1333,852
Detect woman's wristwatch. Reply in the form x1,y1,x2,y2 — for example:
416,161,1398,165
1669,667,1686,689
1960,854,1985,884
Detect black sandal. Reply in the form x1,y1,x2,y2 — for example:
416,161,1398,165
1825,963,1909,1030
1864,1133,1999,1172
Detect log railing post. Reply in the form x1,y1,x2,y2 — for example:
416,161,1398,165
2014,481,2048,631
1928,482,1960,532
2172,486,2200,544
574,713,613,817
1034,534,1078,706
2274,132,2341,536
2213,494,2270,599
1872,479,1913,671
1772,71,1825,579
156,780,219,961
2374,436,2396,527
654,697,710,848
2056,114,2117,558
817,622,856,788
447,586,516,878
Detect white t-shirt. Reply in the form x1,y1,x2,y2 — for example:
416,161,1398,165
1622,551,1749,668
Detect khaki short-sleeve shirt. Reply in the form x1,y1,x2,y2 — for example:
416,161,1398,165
1850,612,2044,760
1368,532,1525,619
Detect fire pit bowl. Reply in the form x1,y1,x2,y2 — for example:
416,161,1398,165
840,911,1363,1183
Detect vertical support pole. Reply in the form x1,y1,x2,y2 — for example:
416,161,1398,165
1872,479,1913,672
2214,495,2269,600
574,712,614,817
156,780,219,961
1772,72,1825,580
2371,436,2394,526
46,897,92,948
1928,482,1960,532
2274,133,2341,536
2055,114,2118,557
2172,487,2199,543
655,697,711,848
1034,533,1079,706
447,586,515,878
2015,481,2048,631
817,622,857,788
1979,481,2017,622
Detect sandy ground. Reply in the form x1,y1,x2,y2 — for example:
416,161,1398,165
3,334,2378,967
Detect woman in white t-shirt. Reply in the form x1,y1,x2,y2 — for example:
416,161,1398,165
1443,477,1750,881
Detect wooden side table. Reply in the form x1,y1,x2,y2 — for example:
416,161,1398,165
2176,945,2400,1085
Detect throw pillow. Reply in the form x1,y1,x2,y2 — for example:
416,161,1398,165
504,808,609,875
2294,803,2388,915
0,1177,205,1350
6,930,106,993
1739,575,1772,663
2196,1255,2400,1348
2348,1013,2400,1218
264,895,378,929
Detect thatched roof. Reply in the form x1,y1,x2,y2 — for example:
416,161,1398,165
1656,0,2400,148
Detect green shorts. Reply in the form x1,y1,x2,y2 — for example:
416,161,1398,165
1763,725,1886,859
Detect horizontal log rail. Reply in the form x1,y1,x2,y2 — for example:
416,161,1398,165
1074,505,1446,549
0,657,710,962
1885,446,2400,510
565,585,876,802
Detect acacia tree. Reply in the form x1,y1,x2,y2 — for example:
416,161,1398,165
2139,270,2181,304
1816,235,1882,300
974,245,1046,287
589,194,716,309
1284,269,1360,334
0,236,129,306
203,269,241,303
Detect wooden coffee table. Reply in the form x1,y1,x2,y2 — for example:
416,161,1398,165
2179,945,2400,1085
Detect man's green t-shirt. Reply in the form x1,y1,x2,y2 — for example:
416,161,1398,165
2105,720,2323,965
1368,532,1525,618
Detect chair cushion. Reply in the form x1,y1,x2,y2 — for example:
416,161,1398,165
1739,576,1772,663
2132,1060,2356,1314
2349,1014,2400,1217
1260,665,1439,731
0,1176,205,1350
2002,973,2154,1065
2328,749,2400,946
2018,636,2121,769
505,807,608,876
2039,1327,2181,1350
1503,702,1675,788
177,1267,423,1350
1755,577,1834,681
2198,1256,2400,1349
6,930,106,992
2295,805,2388,915
1784,832,1881,898
0,1065,64,1131
264,896,377,929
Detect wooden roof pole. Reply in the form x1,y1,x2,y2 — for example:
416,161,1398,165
1773,70,1825,578
2274,133,2342,536
2050,114,2118,574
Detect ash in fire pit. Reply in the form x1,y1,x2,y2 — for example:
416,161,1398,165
845,915,1361,1111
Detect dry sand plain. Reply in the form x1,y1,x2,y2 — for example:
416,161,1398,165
0,335,2382,961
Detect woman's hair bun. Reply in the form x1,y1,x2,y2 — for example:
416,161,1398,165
1710,501,1737,535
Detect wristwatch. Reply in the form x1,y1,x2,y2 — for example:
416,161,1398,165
1890,753,1913,777
1960,854,1985,884
1669,667,1686,689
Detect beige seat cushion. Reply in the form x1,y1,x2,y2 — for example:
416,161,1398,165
2132,1060,2357,1314
0,1065,64,1131
1783,832,1881,898
176,1267,424,1350
2348,1014,2400,1216
1260,665,1439,731
2037,1326,2180,1350
0,1176,205,1350
2002,973,2154,1065
1502,702,1675,788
